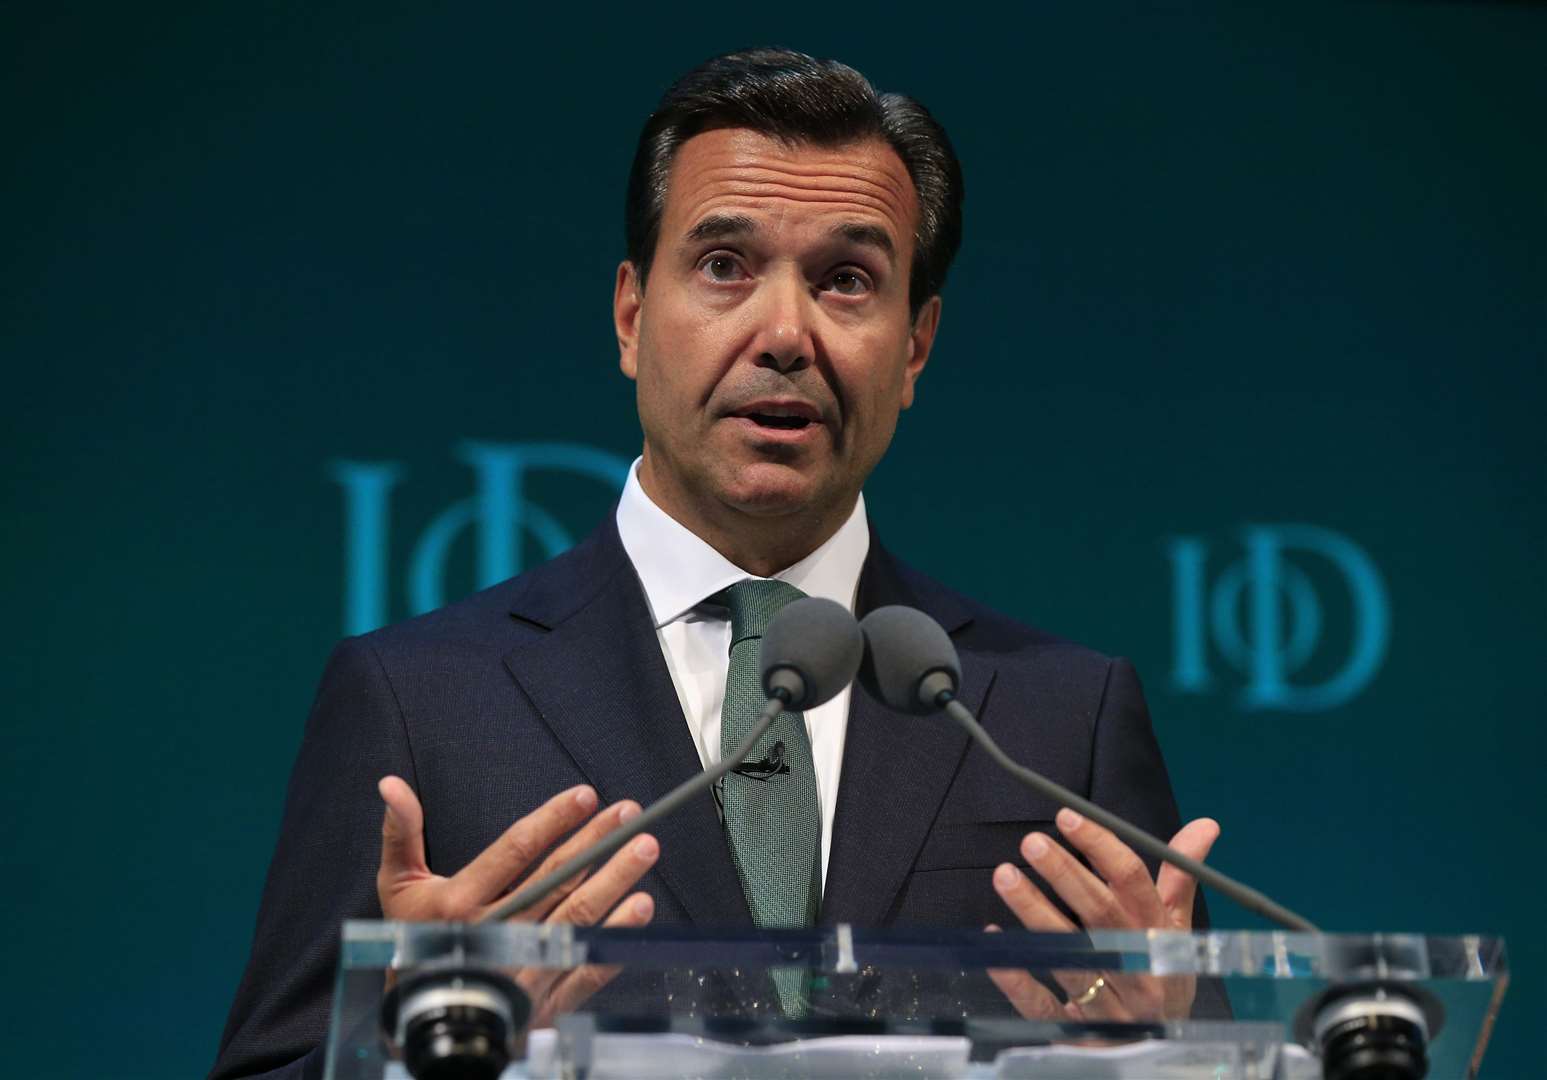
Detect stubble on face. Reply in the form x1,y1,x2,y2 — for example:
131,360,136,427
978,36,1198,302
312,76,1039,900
616,128,938,572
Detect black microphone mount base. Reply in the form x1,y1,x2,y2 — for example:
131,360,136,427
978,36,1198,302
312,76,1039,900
1295,981,1443,1080
381,964,531,1080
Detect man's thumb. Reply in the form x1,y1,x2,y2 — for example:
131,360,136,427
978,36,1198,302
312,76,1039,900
378,775,426,874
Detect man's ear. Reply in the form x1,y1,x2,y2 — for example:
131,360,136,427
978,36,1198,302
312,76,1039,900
614,261,644,380
899,295,942,410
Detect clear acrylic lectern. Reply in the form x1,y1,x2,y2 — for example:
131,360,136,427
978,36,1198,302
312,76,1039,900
324,922,1507,1079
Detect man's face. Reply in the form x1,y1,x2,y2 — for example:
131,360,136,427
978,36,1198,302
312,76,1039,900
615,128,941,532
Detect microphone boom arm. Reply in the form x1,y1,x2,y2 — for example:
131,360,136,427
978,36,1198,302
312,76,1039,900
932,683,1319,933
482,692,790,923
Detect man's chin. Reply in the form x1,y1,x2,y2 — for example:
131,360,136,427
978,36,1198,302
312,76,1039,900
715,462,832,518
721,489,818,519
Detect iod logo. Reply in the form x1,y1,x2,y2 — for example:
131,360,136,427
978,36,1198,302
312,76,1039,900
1166,525,1390,713
329,441,630,635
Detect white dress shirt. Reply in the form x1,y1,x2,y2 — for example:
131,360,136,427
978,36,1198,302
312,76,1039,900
614,458,869,890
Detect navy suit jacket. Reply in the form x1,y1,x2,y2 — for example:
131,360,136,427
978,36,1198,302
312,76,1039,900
210,518,1194,1079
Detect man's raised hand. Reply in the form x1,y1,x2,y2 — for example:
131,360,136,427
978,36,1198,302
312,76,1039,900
376,776,658,1025
988,810,1220,1022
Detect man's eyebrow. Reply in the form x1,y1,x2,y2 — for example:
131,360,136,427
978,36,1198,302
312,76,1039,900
684,213,759,244
830,222,896,263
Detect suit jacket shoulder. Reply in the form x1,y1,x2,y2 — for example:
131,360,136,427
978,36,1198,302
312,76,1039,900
357,511,636,660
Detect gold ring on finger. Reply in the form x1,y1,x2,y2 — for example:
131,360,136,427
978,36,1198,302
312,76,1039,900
1072,975,1107,1007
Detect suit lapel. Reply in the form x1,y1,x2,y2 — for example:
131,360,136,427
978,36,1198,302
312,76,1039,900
821,540,995,926
501,522,752,927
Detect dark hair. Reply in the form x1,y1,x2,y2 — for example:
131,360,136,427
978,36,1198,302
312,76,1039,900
625,48,964,317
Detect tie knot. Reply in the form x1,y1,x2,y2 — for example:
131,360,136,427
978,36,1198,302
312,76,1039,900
713,579,807,646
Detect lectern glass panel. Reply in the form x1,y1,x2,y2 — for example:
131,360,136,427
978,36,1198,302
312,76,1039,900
326,922,1507,1079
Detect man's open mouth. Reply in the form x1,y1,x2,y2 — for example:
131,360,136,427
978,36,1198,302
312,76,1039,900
730,401,822,431
741,412,812,430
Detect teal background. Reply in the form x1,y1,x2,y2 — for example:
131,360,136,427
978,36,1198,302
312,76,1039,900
3,3,1542,1075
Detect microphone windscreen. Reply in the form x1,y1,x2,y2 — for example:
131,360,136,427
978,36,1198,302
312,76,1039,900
760,597,864,710
858,605,961,714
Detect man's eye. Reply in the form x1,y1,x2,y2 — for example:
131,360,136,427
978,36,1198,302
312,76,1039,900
826,269,871,296
700,255,745,282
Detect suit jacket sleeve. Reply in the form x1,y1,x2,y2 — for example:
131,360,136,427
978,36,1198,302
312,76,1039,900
1087,658,1185,847
209,637,416,1079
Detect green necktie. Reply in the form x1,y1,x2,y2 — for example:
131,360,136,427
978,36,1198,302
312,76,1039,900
714,579,821,1017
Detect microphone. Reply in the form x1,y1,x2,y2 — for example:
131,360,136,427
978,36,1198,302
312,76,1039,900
483,596,863,923
856,605,1319,933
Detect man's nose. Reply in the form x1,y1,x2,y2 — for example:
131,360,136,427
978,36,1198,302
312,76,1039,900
751,270,816,373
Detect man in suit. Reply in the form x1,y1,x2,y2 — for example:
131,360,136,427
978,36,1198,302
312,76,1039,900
211,48,1218,1079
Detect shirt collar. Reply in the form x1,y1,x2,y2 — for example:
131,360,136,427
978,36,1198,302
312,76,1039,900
615,457,870,628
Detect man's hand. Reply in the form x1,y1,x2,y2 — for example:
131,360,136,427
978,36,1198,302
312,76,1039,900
987,809,1220,1022
376,775,658,1026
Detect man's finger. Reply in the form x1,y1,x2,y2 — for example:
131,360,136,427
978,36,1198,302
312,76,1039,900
1156,817,1220,925
1062,973,1136,1023
448,785,600,909
499,800,642,923
378,776,429,881
984,917,1137,1021
988,967,1063,1020
535,892,656,1025
1054,809,1166,928
992,863,1076,931
983,924,1062,1020
519,847,657,1016
548,833,660,927
1019,831,1132,930
987,881,1113,1012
